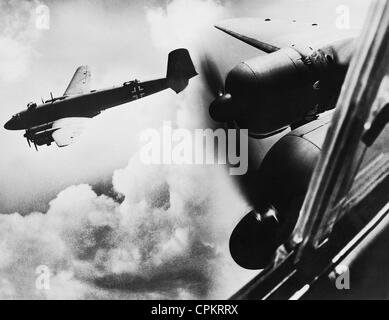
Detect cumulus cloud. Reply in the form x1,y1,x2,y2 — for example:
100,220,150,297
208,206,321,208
0,155,249,299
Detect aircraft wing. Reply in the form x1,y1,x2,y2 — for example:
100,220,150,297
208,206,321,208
215,18,359,54
51,117,91,147
63,65,91,96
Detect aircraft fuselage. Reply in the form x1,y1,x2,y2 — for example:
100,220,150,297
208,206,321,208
4,79,168,131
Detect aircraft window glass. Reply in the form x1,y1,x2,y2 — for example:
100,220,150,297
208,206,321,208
361,115,389,167
291,2,389,256
334,76,389,210
332,77,389,206
336,78,389,220
308,83,389,249
360,83,389,169
316,82,389,248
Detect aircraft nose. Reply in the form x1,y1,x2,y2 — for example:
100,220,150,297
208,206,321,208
4,118,17,130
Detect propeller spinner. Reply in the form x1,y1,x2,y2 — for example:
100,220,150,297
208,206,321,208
201,57,236,122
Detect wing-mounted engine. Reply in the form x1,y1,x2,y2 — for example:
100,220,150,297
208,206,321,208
24,117,90,150
230,113,333,269
211,46,346,137
206,18,356,138
24,123,57,150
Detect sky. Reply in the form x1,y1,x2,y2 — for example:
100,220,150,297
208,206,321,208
0,0,372,299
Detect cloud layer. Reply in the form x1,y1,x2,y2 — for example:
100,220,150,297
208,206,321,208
0,155,250,299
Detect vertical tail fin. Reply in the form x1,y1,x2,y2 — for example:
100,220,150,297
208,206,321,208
166,48,198,93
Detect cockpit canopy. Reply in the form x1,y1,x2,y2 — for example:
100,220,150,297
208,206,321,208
27,102,37,111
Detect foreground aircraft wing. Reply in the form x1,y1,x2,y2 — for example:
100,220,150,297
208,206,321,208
51,117,91,147
63,65,91,96
230,0,389,300
215,18,359,55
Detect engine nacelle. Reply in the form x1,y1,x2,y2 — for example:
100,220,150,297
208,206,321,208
222,47,345,137
25,128,55,146
229,114,332,269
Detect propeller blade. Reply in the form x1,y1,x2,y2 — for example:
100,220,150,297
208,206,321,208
26,137,31,148
34,142,38,151
200,55,225,96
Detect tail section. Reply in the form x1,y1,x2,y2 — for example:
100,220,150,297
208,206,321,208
167,48,198,93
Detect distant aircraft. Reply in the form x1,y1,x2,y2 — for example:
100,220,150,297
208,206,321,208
4,49,197,149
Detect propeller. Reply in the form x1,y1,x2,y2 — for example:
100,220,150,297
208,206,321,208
24,131,32,148
24,131,38,150
201,56,224,96
200,56,235,122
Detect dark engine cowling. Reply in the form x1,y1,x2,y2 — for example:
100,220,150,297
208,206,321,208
25,127,56,146
211,47,346,137
230,114,332,269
